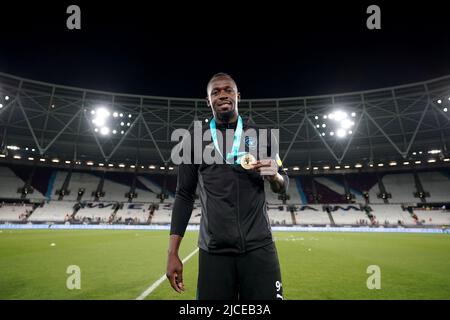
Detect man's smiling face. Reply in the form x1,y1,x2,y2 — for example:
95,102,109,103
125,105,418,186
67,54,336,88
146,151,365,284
207,75,240,123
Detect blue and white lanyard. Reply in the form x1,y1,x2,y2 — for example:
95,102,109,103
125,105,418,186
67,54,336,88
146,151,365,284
209,115,247,164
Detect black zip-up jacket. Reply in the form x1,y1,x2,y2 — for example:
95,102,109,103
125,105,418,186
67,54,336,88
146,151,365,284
170,118,289,254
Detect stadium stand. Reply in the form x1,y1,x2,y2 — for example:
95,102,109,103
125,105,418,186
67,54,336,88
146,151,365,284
59,172,101,201
314,176,365,203
295,176,316,204
0,166,45,200
115,202,151,224
345,172,380,200
136,175,165,202
74,202,117,223
29,201,77,222
49,170,71,200
0,202,33,222
264,180,284,204
1,162,450,227
368,204,416,226
267,206,293,225
314,180,344,204
1,72,450,231
418,171,450,203
413,207,450,226
327,204,369,225
293,205,331,225
101,174,131,202
381,173,418,203
0,166,26,199
150,209,172,224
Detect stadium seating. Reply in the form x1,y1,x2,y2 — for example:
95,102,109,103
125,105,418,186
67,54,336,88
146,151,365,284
101,178,130,202
264,180,284,204
296,176,315,204
150,209,172,224
29,201,76,222
413,208,450,226
137,176,166,202
314,176,365,203
74,202,116,223
267,206,293,225
367,183,384,204
345,172,379,198
49,171,70,200
0,166,45,200
115,202,151,224
1,162,449,227
60,172,101,201
283,179,302,204
369,204,415,226
294,205,331,225
0,166,26,199
381,173,418,203
0,202,33,222
314,180,344,204
327,204,368,225
28,167,53,200
418,171,450,203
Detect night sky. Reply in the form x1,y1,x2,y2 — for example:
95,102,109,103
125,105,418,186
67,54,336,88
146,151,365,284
0,1,449,99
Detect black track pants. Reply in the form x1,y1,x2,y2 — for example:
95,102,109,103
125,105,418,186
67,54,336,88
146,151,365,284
197,242,283,300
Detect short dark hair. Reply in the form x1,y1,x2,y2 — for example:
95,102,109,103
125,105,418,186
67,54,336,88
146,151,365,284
206,72,237,93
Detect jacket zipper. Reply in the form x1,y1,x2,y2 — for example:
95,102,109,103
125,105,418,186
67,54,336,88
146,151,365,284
236,172,246,252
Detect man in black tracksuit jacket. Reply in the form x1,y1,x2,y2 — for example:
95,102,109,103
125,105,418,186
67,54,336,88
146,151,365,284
166,73,288,300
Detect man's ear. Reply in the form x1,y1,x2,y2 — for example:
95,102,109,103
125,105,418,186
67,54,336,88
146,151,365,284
206,97,210,107
237,92,241,102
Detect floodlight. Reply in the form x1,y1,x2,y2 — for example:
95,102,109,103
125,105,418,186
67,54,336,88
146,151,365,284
341,118,353,129
333,111,347,121
336,128,346,138
100,127,110,135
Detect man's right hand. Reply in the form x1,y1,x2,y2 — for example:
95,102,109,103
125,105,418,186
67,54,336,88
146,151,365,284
166,252,184,293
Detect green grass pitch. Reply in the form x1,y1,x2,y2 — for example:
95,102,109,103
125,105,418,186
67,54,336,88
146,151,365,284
0,229,449,299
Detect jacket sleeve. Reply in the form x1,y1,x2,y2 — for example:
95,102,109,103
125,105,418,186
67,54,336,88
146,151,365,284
170,164,199,237
277,164,289,194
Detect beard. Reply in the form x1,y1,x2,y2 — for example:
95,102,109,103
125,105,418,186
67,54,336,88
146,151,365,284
216,107,235,123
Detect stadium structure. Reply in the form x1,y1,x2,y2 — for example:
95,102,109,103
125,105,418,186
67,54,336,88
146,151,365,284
1,72,450,229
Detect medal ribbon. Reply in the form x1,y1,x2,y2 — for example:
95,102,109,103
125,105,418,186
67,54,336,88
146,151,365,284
210,115,247,164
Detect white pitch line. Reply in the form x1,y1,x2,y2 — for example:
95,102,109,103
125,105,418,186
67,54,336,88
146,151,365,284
136,247,199,300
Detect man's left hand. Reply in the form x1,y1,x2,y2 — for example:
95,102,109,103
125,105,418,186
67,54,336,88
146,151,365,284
252,159,279,181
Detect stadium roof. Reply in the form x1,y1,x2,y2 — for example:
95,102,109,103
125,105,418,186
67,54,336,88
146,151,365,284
1,72,450,170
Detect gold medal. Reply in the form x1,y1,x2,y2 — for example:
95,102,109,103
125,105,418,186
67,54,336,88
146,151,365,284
240,153,256,170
